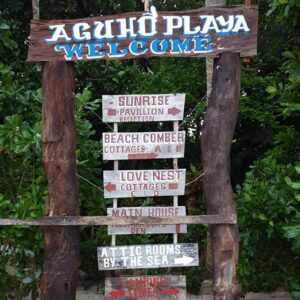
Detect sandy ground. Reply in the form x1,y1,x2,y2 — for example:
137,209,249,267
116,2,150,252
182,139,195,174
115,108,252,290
76,287,290,300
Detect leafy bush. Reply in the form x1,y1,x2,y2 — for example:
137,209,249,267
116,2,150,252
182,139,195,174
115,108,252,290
236,128,300,295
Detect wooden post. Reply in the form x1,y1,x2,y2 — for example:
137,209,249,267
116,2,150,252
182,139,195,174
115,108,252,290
40,61,80,299
201,53,241,299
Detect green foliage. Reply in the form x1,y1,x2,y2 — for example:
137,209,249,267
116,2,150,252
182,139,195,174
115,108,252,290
267,49,300,116
236,129,300,294
1,0,300,297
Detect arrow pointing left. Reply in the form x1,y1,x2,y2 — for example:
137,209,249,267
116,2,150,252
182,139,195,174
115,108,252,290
109,290,126,297
104,183,116,193
108,109,117,116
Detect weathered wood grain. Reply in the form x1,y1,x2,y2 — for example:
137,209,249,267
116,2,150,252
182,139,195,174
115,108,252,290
201,53,241,298
0,214,237,226
102,94,185,123
103,169,186,198
107,206,187,235
105,276,186,299
27,6,258,62
39,62,80,299
103,131,186,160
97,243,199,270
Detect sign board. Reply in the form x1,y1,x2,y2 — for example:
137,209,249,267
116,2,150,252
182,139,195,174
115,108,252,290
105,275,186,299
103,169,186,198
102,94,185,123
107,206,187,235
27,6,258,62
103,131,186,160
97,243,199,270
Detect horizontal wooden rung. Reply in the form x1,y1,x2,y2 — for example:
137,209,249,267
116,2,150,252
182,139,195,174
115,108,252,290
0,214,236,226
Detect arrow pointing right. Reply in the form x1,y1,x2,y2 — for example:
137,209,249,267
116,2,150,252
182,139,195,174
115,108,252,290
169,183,178,190
168,107,181,116
174,255,194,265
161,288,180,296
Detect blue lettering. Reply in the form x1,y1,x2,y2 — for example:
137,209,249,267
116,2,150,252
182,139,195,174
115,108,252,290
86,43,106,59
54,44,86,60
193,37,213,53
170,39,191,54
150,39,168,55
108,42,128,58
129,40,148,56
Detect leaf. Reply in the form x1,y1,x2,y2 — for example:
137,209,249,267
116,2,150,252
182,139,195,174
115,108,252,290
5,262,18,276
0,23,10,30
117,70,125,77
284,176,292,185
21,276,34,284
295,165,300,175
258,213,267,221
25,250,35,258
282,51,295,59
266,86,277,94
283,225,300,239
290,182,300,189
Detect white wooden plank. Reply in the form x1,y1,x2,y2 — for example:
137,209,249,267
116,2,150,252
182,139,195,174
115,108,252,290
97,243,199,270
102,94,185,123
107,207,187,235
103,131,186,160
103,169,186,199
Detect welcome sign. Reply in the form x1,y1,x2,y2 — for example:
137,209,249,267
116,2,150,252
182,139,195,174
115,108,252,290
27,5,258,61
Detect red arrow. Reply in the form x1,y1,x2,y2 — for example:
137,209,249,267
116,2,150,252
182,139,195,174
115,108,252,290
128,153,159,160
161,288,180,295
168,107,181,116
109,290,126,297
108,109,117,116
169,183,178,190
105,183,116,193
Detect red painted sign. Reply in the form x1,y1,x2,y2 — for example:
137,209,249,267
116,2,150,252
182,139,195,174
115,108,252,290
105,276,186,299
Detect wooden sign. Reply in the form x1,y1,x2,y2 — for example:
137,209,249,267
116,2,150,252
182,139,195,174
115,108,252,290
103,131,185,160
102,94,185,123
27,6,258,62
97,243,199,270
103,169,186,198
107,207,187,235
105,275,186,299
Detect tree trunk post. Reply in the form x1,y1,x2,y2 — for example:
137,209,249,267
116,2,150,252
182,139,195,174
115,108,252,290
201,52,241,299
40,61,80,299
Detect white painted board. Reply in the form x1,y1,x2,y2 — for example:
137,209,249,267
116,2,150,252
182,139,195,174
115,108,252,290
103,169,186,199
97,243,199,270
103,131,186,160
102,94,185,123
107,206,187,235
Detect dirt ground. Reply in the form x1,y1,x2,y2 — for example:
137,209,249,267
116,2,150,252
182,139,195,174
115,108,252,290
76,286,290,300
